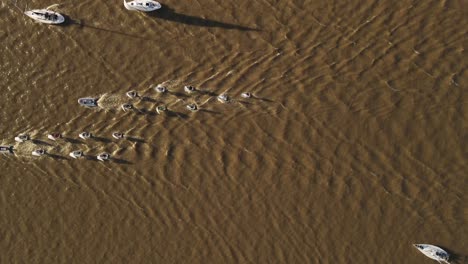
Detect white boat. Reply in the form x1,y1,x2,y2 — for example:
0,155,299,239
79,132,92,140
126,91,138,99
15,134,30,143
413,244,450,263
97,153,111,161
32,149,46,156
186,103,198,112
47,133,62,141
69,150,83,159
24,9,65,24
217,93,229,103
121,103,133,112
78,97,98,107
123,0,161,12
0,146,13,154
112,132,125,139
155,86,166,93
241,92,252,98
184,85,196,94
156,105,166,114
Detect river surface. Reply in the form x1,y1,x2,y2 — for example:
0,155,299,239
0,0,466,263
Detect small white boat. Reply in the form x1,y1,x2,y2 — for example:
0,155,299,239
15,134,30,143
47,133,62,141
24,9,65,24
155,86,166,93
123,0,161,12
217,93,229,103
156,105,167,114
97,153,111,161
241,92,252,98
69,150,83,159
121,103,133,112
184,85,196,94
126,91,138,99
78,98,98,107
413,244,450,263
112,132,125,139
186,104,198,112
79,132,92,140
32,149,46,156
0,146,13,154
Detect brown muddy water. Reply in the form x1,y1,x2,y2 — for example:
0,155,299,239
0,0,466,263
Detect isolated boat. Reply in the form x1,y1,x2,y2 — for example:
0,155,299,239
78,97,98,107
413,244,450,263
69,150,83,159
186,103,198,112
79,132,92,140
217,93,229,103
0,146,13,154
24,9,65,24
47,133,62,141
97,153,111,161
123,0,161,12
184,85,196,94
241,92,252,98
15,134,30,143
112,132,125,139
32,149,46,156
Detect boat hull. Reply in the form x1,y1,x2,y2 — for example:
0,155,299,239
414,244,450,263
78,98,98,107
24,9,65,24
124,0,161,12
0,146,13,154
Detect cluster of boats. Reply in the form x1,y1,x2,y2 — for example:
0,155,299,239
78,84,253,113
0,131,132,161
24,0,162,25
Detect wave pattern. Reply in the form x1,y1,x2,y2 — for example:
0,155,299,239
0,0,466,263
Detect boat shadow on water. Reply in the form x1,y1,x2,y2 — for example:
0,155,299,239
165,110,189,119
46,153,68,160
61,15,156,41
126,137,146,143
32,139,53,147
92,137,113,143
450,252,467,263
63,137,83,144
147,4,260,31
84,155,133,165
198,109,222,115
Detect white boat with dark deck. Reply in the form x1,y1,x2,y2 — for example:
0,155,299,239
112,132,125,139
69,150,83,159
78,97,98,107
413,244,450,263
97,153,111,161
0,146,13,154
32,149,46,156
24,9,65,24
155,85,166,93
79,132,92,140
217,93,229,103
15,134,30,143
156,105,167,114
47,133,62,141
124,0,161,12
241,92,252,98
